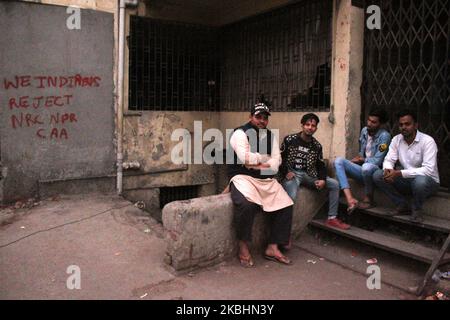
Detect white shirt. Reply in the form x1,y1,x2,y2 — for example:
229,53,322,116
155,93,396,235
383,130,440,183
365,135,373,158
229,128,281,173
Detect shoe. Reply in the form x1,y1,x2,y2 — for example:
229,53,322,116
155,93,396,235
358,200,375,210
326,218,351,230
410,209,424,223
387,204,411,216
264,253,292,265
239,254,254,268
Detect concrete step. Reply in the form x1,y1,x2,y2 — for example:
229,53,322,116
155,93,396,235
338,198,450,233
310,219,450,264
344,179,450,220
358,206,450,234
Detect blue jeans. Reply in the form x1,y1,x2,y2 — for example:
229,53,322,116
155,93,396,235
334,157,379,196
372,169,439,210
282,170,340,218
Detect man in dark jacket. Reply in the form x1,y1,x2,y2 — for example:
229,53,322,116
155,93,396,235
280,113,350,230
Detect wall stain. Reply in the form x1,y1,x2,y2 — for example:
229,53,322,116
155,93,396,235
151,143,165,161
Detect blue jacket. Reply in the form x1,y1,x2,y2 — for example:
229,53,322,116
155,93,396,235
359,127,391,168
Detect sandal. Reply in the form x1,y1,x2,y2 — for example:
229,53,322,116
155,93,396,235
239,254,254,268
347,200,359,215
264,253,292,265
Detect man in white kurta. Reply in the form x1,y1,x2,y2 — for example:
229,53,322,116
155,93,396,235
227,102,294,267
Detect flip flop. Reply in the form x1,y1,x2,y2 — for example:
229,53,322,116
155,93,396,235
239,254,254,268
264,254,292,265
347,200,359,215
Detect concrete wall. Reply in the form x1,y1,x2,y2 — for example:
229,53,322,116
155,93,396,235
329,0,365,160
0,1,116,203
135,0,295,26
121,111,220,219
122,111,220,186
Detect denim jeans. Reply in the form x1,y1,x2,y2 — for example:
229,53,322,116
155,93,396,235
334,157,379,196
282,169,340,218
372,169,439,210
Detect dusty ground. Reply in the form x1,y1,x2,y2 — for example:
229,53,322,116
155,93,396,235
1,193,442,300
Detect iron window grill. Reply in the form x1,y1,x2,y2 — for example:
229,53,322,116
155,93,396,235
159,185,199,209
219,0,332,112
128,0,332,112
128,17,221,111
362,0,449,188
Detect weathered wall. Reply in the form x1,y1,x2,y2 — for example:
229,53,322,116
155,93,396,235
121,111,220,218
330,0,365,160
0,2,115,203
122,111,220,183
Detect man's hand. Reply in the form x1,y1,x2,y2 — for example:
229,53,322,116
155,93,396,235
245,163,270,170
351,155,364,164
315,180,326,190
286,172,295,180
259,155,271,163
383,169,401,183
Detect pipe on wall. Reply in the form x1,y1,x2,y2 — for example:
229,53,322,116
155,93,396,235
117,0,126,195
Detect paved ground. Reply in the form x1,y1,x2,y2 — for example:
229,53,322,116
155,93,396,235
0,193,428,299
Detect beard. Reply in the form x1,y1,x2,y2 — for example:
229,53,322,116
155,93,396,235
367,128,376,135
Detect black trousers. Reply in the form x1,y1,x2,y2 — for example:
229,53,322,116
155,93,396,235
230,183,293,245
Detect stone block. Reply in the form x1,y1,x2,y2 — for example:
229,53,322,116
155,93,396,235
162,187,327,271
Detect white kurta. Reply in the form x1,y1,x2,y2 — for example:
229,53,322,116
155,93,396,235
229,128,293,212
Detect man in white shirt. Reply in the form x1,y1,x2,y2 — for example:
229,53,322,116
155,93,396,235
227,102,294,267
373,109,440,222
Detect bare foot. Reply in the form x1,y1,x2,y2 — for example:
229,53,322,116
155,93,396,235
238,241,254,267
347,198,359,214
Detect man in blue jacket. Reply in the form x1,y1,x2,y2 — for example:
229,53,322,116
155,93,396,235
334,107,391,211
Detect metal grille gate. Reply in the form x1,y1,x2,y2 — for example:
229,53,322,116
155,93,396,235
219,0,332,111
362,0,450,188
128,18,220,111
128,0,332,112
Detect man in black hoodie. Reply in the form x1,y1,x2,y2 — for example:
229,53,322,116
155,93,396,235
280,113,350,230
